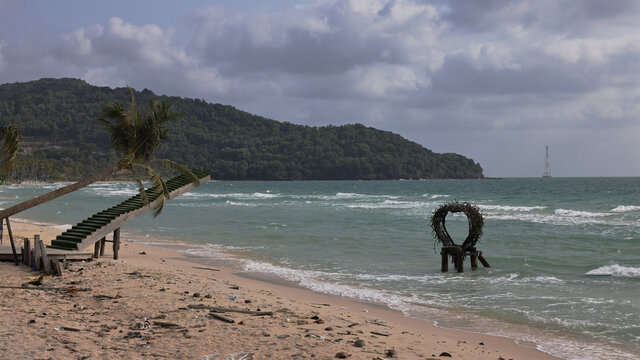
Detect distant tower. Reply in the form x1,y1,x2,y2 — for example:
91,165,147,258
543,145,552,178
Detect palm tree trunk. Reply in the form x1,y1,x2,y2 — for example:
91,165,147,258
0,164,121,220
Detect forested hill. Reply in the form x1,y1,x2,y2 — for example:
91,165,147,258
0,78,484,181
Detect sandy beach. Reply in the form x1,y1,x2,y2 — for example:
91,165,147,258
0,219,558,360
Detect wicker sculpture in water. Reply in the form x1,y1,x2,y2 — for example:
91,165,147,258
431,201,490,272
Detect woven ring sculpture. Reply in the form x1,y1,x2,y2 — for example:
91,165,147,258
431,201,484,251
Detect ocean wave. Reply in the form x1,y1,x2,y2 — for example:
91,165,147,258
480,205,546,212
242,261,420,310
225,200,257,207
427,194,450,199
586,264,640,278
188,192,280,200
90,188,140,197
555,209,609,217
611,205,640,213
485,213,620,226
347,200,423,210
487,274,565,285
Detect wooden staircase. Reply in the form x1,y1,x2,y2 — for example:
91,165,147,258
48,170,210,252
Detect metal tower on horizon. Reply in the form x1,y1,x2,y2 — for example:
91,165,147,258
543,145,552,178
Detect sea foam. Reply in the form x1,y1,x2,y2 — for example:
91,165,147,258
586,264,640,278
611,205,640,213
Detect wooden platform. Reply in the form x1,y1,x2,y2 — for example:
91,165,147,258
0,245,93,262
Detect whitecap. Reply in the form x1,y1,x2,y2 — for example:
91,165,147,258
428,194,450,199
480,205,546,212
555,209,609,217
225,200,257,207
586,264,640,278
611,205,640,213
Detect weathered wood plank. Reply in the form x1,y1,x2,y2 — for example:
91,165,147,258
39,238,52,274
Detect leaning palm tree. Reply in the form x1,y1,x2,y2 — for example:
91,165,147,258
0,87,198,219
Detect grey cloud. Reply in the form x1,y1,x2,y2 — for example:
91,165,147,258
431,54,596,95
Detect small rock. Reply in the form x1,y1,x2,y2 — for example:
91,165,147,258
139,251,146,255
314,319,325,324
28,319,36,324
439,352,452,357
223,353,254,360
479,342,484,346
325,327,334,331
335,352,350,359
204,294,212,299
385,349,398,358
311,315,320,320
193,292,201,298
297,319,308,325
262,331,270,337
244,299,252,304
354,339,365,348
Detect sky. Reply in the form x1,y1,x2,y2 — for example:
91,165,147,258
1,0,639,177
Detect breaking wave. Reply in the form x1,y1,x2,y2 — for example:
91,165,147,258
586,264,640,278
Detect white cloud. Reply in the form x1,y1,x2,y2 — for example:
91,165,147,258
1,0,640,176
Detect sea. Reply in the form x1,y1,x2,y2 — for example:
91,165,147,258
1,178,638,360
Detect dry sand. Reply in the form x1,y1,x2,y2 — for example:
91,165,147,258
0,219,558,360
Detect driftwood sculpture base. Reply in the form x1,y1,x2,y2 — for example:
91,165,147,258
440,246,490,272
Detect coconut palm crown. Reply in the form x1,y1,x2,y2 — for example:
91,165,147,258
96,87,199,216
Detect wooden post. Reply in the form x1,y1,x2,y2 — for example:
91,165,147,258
99,237,106,256
440,248,449,272
455,247,464,273
51,259,62,276
470,252,479,269
34,235,41,271
5,217,19,265
93,242,100,259
478,252,491,268
23,237,30,265
113,228,120,260
38,238,52,274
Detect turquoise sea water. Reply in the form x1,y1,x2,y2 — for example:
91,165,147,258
1,178,639,359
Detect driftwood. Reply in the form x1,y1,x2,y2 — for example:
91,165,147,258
192,266,220,272
153,321,183,328
209,313,235,323
187,304,272,316
370,331,390,337
93,293,121,300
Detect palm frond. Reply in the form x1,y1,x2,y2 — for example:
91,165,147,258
0,125,21,174
126,166,149,205
152,158,200,186
132,162,170,217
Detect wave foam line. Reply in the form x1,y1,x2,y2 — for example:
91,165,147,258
611,205,640,213
586,264,640,278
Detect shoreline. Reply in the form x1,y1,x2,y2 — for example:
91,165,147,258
0,217,559,359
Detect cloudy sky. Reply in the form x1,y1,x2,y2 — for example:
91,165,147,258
1,0,639,177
